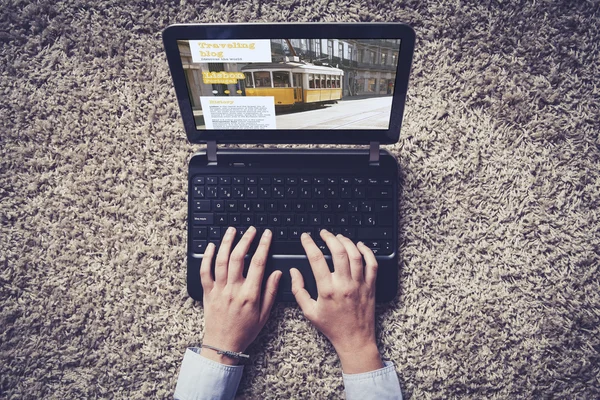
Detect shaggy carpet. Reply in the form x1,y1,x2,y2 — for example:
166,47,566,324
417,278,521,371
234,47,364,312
1,0,599,399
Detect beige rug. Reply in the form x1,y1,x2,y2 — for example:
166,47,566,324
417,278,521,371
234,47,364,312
1,0,599,398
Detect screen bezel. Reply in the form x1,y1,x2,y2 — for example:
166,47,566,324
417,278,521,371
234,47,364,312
162,23,415,145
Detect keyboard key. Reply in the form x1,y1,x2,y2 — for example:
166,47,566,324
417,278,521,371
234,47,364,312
259,186,271,198
351,215,363,226
240,201,252,212
273,177,284,184
242,214,254,224
206,177,218,185
193,186,205,198
368,178,379,185
253,201,264,212
269,214,281,225
194,200,211,212
357,228,393,240
368,187,392,199
229,214,240,224
273,186,284,198
193,213,214,225
256,214,268,225
286,177,298,185
376,201,393,214
213,200,224,212
364,215,376,226
218,186,232,198
233,186,245,198
289,228,302,238
300,177,312,184
246,177,257,184
300,187,311,198
286,187,298,198
219,177,231,184
193,227,208,238
310,214,321,225
225,200,237,211
360,201,373,212
209,227,221,239
337,214,348,225
314,177,325,185
354,178,365,185
353,187,366,198
246,186,258,199
206,186,218,198
193,176,205,185
233,177,244,184
215,214,228,225
192,240,207,253
276,228,287,239
259,177,271,184
297,214,308,225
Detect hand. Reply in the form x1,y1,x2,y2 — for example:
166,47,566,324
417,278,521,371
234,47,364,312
200,226,282,365
290,230,384,374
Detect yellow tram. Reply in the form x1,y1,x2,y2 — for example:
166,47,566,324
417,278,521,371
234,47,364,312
241,62,343,107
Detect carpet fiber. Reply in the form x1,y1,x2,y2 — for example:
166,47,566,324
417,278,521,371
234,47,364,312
1,0,599,398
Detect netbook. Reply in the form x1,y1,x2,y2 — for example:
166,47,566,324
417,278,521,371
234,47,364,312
162,23,415,302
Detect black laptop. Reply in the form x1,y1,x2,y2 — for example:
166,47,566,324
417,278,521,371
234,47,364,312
162,23,415,302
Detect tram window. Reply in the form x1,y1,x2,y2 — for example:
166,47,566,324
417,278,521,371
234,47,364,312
273,71,290,87
293,73,302,87
253,71,272,88
308,74,315,88
315,75,321,88
321,76,326,88
244,72,254,88
337,76,341,88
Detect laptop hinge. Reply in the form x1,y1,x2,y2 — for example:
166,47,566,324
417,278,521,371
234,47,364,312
369,141,380,166
206,140,217,165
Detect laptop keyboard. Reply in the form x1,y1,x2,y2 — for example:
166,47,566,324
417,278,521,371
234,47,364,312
190,175,395,256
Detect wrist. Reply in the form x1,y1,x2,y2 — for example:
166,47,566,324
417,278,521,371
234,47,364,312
199,346,241,366
336,342,383,374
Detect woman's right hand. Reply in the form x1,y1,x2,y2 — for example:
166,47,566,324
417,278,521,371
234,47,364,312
290,230,384,374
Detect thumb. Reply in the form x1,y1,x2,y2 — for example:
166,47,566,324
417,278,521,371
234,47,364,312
290,268,316,314
259,270,282,324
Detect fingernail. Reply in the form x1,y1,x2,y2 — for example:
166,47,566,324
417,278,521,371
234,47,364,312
249,226,256,232
357,241,363,246
301,232,308,239
227,227,235,235
207,242,215,250
263,228,272,237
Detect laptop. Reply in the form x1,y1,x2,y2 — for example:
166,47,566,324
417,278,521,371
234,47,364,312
162,23,415,302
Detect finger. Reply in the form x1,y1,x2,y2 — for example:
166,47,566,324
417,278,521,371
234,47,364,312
246,229,272,288
259,270,282,325
228,226,257,283
290,268,316,315
200,242,216,293
320,229,351,280
337,234,364,282
358,241,378,288
300,232,331,284
215,227,236,284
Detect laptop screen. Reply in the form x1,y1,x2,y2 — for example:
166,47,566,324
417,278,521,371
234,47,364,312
176,38,401,131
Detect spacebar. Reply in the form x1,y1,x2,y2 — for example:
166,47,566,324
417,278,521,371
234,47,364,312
270,242,305,255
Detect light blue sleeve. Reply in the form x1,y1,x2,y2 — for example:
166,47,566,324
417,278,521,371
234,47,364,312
174,348,244,400
342,361,403,400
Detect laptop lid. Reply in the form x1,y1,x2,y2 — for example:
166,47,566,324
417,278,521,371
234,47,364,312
162,23,415,145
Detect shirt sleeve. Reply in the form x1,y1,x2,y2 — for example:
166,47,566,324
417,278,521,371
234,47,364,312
174,348,244,400
342,361,403,400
